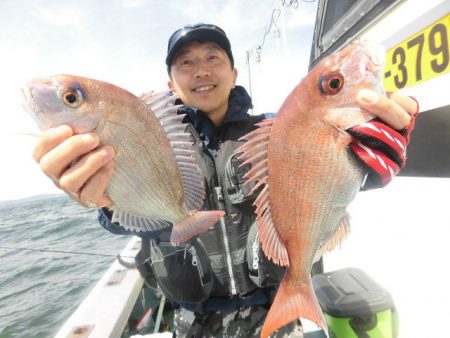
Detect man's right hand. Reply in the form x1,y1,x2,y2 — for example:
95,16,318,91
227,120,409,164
32,125,115,208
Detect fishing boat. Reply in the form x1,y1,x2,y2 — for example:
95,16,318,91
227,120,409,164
53,178,450,338
52,234,326,337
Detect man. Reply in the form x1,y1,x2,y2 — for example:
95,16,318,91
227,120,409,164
33,24,418,337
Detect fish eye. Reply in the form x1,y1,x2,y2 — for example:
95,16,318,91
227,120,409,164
320,72,344,95
62,89,83,108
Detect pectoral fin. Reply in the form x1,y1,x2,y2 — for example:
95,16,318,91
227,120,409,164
314,214,351,262
170,210,225,246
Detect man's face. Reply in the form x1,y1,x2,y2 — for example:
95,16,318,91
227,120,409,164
168,41,237,124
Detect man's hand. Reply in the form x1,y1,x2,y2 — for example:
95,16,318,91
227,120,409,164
350,90,419,189
32,125,115,207
357,89,418,130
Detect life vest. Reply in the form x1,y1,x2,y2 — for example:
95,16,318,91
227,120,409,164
136,87,285,304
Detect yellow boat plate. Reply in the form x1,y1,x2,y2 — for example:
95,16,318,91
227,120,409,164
383,13,450,91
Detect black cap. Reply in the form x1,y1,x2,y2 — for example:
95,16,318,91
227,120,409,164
166,23,234,74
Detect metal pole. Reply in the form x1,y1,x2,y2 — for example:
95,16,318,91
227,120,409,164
246,50,254,115
153,294,166,333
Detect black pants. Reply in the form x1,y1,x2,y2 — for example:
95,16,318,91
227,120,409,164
173,305,303,338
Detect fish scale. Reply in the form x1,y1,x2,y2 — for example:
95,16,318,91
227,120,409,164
98,111,183,220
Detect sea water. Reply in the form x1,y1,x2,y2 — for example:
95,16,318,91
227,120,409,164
0,194,129,337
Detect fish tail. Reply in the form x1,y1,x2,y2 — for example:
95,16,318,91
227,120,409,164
261,276,328,338
170,210,225,246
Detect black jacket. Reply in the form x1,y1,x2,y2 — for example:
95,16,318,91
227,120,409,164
98,86,284,304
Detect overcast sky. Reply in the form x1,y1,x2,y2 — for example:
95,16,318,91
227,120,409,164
0,0,318,201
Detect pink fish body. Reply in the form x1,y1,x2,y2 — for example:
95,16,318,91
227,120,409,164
237,41,385,337
22,75,224,244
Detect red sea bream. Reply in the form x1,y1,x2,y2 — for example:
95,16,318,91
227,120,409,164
236,41,385,337
22,75,224,245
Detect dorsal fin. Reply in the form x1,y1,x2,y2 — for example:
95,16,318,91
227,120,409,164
139,89,173,110
144,90,205,212
236,118,289,266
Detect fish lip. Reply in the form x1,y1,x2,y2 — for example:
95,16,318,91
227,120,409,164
365,58,383,74
348,40,385,75
20,84,48,130
20,85,37,115
362,41,385,73
366,44,385,68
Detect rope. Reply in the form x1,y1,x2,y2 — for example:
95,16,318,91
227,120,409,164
252,0,316,62
0,245,134,259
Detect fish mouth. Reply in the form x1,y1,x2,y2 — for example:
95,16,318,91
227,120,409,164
20,85,49,130
364,42,385,67
360,41,385,74
20,85,38,116
20,85,47,132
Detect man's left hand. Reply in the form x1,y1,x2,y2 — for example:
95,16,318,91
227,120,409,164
348,89,419,189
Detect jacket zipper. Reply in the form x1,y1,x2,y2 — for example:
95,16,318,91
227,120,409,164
215,130,238,296
198,126,238,296
186,245,204,286
214,186,237,295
